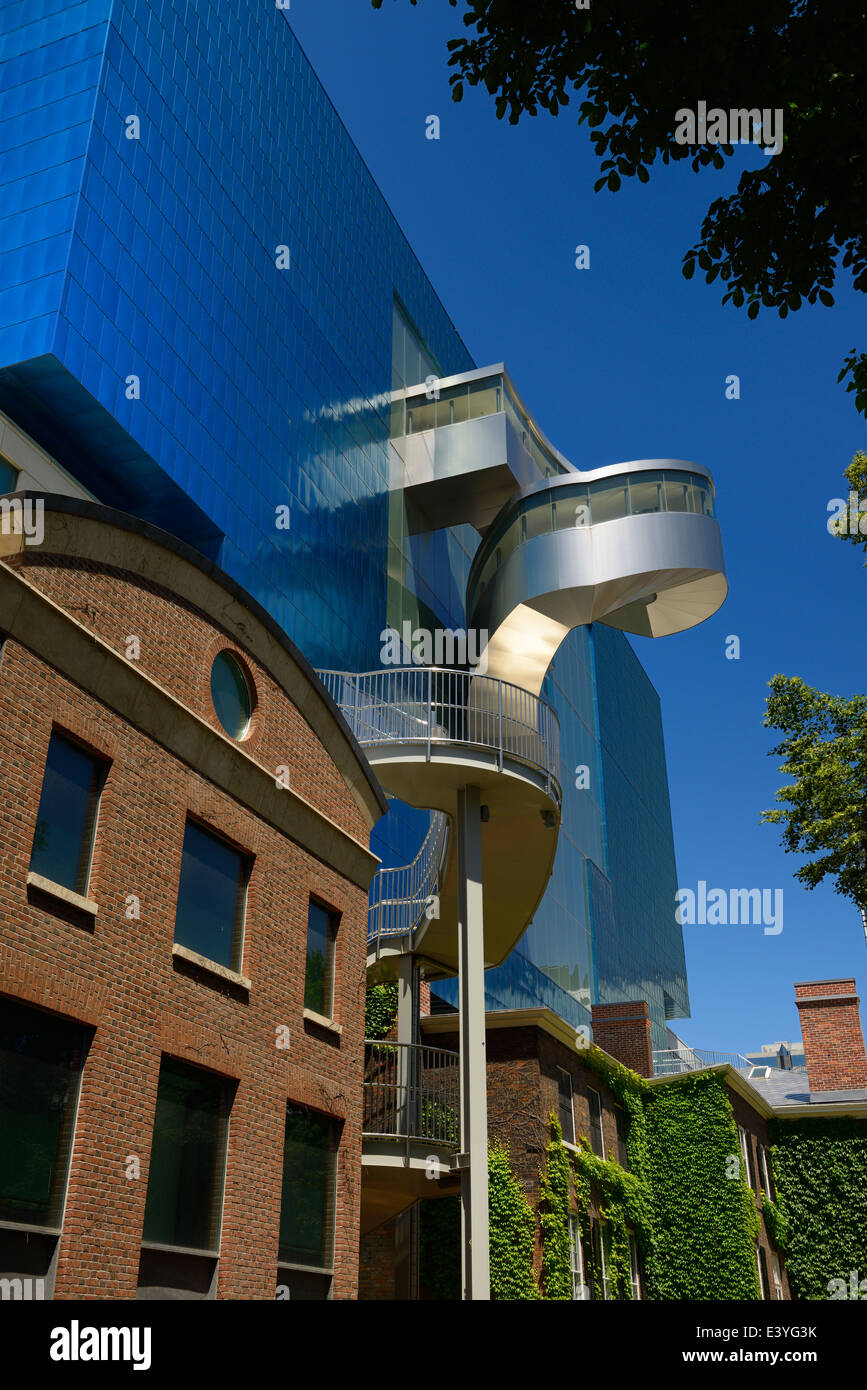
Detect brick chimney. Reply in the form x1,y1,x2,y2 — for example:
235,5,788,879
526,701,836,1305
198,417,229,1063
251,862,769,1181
591,1001,653,1077
794,978,867,1092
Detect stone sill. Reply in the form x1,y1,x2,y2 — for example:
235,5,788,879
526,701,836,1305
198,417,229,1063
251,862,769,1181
303,1007,342,1036
26,871,98,917
172,942,251,990
140,1239,220,1259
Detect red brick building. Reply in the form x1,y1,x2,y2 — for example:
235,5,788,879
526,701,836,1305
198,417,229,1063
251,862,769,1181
0,496,386,1300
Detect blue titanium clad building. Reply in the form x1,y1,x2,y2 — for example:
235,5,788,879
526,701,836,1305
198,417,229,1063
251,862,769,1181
0,0,690,1049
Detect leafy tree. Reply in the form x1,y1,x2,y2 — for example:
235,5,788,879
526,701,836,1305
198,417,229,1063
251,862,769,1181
372,0,867,412
762,676,867,945
828,450,867,556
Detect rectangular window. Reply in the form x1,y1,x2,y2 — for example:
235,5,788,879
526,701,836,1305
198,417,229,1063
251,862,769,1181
174,820,249,971
568,1215,589,1300
759,1144,774,1200
615,1107,629,1167
589,1221,604,1300
557,1068,575,1144
601,1224,613,1300
29,732,105,896
757,1245,769,1300
305,900,338,1018
278,1105,338,1277
738,1125,757,1190
142,1059,232,1254
628,1233,642,1300
0,455,19,492
0,999,89,1229
771,1251,784,1300
588,1088,605,1159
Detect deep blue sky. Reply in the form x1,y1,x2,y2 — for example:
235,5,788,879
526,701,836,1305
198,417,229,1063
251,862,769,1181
292,2,867,1056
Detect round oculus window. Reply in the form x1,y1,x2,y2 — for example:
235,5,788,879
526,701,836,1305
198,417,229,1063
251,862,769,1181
210,651,252,739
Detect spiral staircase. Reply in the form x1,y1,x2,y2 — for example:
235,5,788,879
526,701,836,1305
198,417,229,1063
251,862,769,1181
317,364,728,1298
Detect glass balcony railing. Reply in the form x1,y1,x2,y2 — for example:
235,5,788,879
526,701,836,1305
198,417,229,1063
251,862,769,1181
468,469,717,615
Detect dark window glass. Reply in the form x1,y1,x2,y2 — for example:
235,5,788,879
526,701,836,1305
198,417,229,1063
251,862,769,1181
0,455,18,492
278,1105,338,1269
142,1060,232,1253
615,1108,629,1168
174,821,248,970
557,1068,575,1144
0,999,89,1227
29,733,104,895
588,1088,604,1158
304,900,337,1017
757,1245,769,1299
210,651,252,739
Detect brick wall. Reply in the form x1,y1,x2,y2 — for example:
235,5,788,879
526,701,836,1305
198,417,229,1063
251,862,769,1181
0,531,374,1299
591,1001,653,1077
727,1086,791,1300
795,978,867,1092
358,1219,398,1301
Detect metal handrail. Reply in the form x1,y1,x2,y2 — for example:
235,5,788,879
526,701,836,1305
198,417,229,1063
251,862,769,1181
367,811,449,942
363,1041,460,1148
652,1047,753,1077
317,666,562,807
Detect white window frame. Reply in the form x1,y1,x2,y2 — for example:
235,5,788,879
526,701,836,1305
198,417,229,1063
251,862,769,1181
568,1215,590,1300
737,1124,751,1184
771,1251,784,1300
628,1232,641,1300
759,1144,773,1200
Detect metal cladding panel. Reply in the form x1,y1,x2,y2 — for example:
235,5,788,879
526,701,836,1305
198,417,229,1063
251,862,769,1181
0,1,691,1039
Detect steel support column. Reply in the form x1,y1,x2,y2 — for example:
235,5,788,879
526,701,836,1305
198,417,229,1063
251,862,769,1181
457,783,490,1300
396,954,416,1142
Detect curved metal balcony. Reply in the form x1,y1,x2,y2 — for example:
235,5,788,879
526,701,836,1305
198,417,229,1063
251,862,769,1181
467,461,728,694
361,1041,461,1232
317,667,562,807
317,667,562,974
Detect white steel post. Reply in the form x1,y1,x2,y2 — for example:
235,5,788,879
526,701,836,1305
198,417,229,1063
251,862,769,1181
457,783,490,1300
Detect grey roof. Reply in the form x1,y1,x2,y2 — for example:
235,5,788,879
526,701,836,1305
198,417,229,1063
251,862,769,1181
744,1070,867,1109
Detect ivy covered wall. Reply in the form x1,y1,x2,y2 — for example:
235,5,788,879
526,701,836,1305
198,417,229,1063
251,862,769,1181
405,1039,866,1301
642,1072,761,1299
768,1116,867,1299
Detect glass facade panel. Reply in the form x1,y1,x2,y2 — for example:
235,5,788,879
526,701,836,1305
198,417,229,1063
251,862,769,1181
142,1060,231,1254
588,479,629,524
555,487,589,530
662,475,690,512
435,383,469,428
405,396,436,434
688,473,715,517
523,494,553,541
174,821,247,971
0,999,89,1228
304,901,337,1018
629,472,664,515
29,732,104,895
468,379,502,419
278,1105,338,1270
497,516,521,565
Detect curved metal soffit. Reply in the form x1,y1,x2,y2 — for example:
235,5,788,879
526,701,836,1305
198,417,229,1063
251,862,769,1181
467,459,728,696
